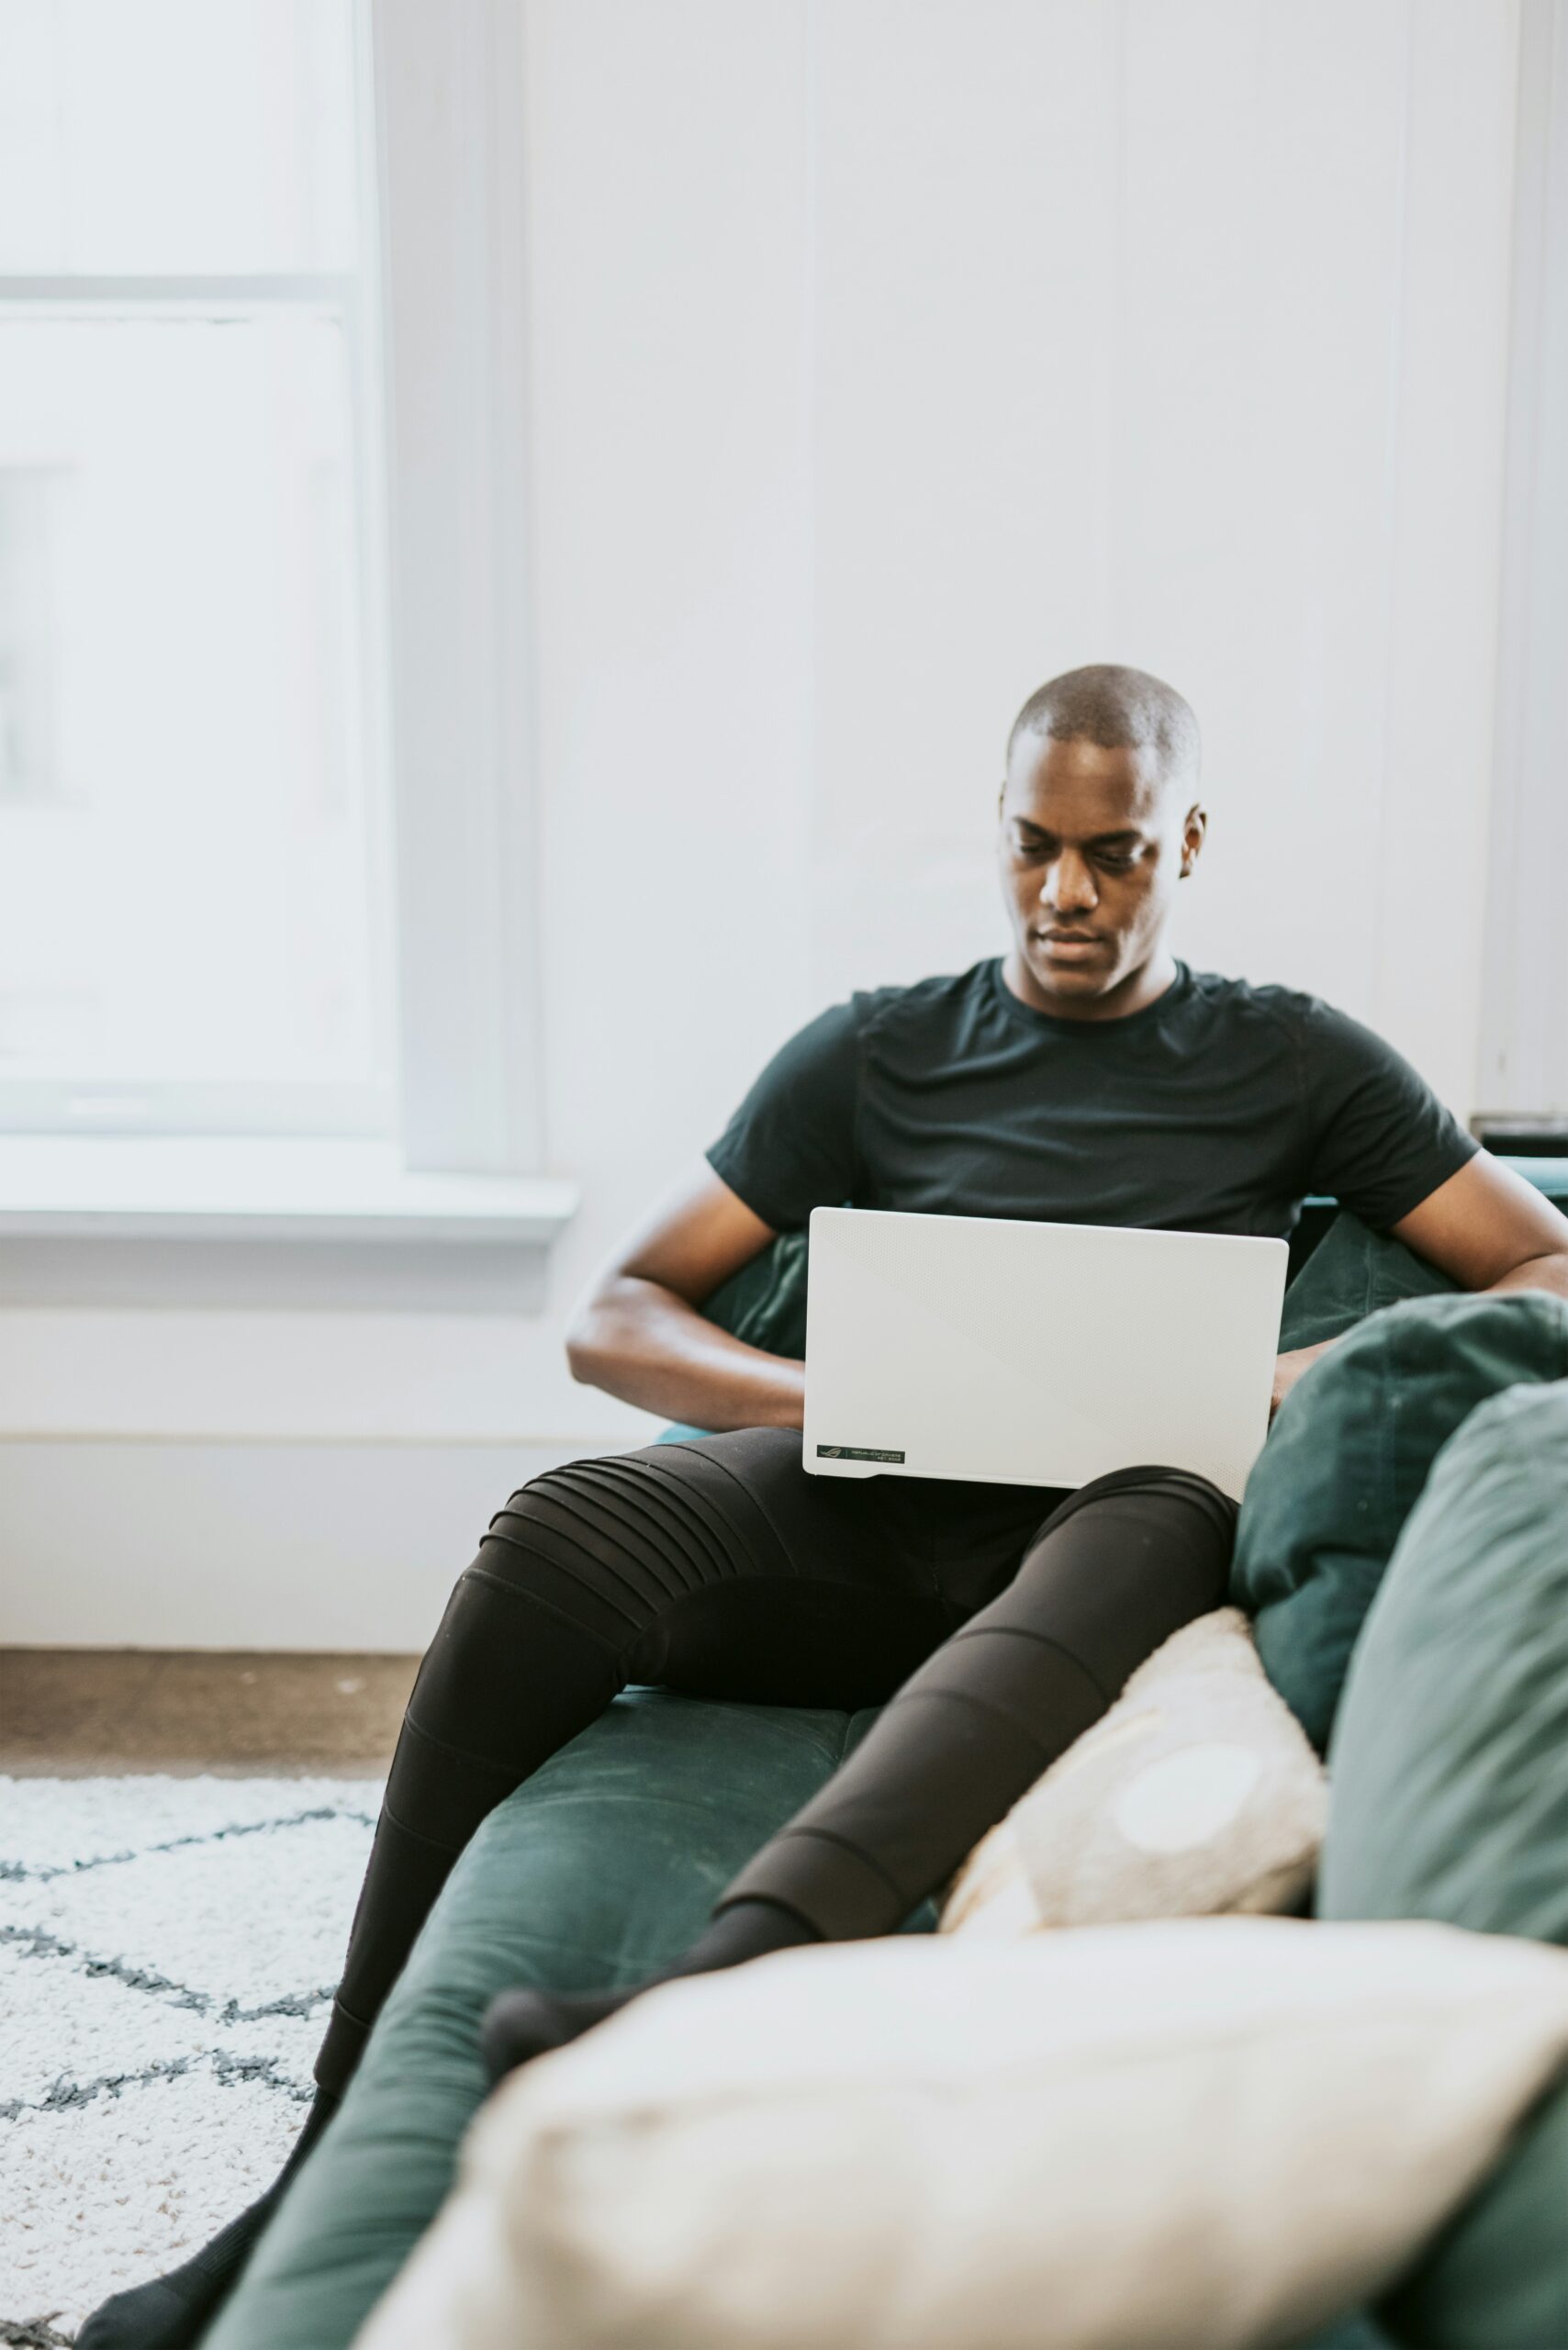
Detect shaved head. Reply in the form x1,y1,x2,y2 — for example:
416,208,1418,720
997,664,1207,1021
1006,664,1201,794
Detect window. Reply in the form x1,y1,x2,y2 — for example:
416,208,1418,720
0,0,391,1137
0,0,554,1226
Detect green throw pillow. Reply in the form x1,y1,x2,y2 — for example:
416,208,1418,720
703,1225,811,1355
665,1209,1451,1449
700,1207,1444,1371
669,1209,1452,1449
1230,1291,1568,1751
1318,1381,1568,2348
1277,1211,1458,1350
1295,2322,1401,2350
655,1227,812,1445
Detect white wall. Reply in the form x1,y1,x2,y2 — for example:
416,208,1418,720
0,0,1522,1646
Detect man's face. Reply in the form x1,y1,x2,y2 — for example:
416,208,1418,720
997,730,1204,1013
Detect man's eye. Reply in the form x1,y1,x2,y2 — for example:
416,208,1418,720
1095,852,1138,873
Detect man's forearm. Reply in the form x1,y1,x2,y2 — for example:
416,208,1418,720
566,1274,806,1432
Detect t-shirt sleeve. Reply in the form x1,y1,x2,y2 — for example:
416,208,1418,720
1300,1001,1479,1228
703,1000,861,1232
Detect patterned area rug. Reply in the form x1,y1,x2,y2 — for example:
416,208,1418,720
1,1775,379,2344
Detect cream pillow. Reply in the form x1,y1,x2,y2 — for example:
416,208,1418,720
941,1606,1326,1935
355,1918,1568,2350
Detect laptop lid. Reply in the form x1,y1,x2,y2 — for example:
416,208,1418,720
802,1206,1287,1502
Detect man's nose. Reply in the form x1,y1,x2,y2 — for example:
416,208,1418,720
1041,851,1098,915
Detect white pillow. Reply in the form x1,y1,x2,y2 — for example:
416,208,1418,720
354,1918,1568,2350
941,1607,1326,1936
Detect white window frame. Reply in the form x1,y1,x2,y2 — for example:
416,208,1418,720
1478,0,1568,1125
371,0,545,1178
0,0,566,1237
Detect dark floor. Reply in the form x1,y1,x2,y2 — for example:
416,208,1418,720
0,1649,419,1776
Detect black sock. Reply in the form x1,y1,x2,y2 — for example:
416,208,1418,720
480,1897,821,2084
74,2086,338,2350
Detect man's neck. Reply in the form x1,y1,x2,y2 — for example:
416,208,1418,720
999,945,1180,1023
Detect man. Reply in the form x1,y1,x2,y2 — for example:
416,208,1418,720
569,664,1568,1427
89,665,1568,2350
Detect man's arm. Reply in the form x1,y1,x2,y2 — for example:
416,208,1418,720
1272,1154,1568,1416
566,1160,807,1433
1390,1152,1568,1299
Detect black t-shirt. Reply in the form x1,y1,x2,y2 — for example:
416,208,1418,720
705,958,1477,1240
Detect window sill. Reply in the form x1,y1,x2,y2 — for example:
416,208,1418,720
0,1136,579,1245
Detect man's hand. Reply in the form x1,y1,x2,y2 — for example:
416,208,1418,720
1271,1340,1336,1421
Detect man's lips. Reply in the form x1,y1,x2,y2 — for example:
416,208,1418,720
1034,930,1105,958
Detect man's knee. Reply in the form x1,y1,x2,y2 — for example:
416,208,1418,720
408,1460,645,1729
1057,1460,1233,1516
457,1460,652,1651
1033,1462,1232,1544
472,1441,778,1650
1017,1463,1237,1610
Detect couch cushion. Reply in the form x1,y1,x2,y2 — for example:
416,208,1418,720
1319,1379,1568,2346
353,1917,1568,2350
204,1689,915,2350
939,1607,1326,1936
1229,1292,1568,1750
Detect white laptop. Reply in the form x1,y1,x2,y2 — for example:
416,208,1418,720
802,1206,1288,1503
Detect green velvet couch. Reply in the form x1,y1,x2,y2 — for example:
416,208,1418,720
207,1166,1568,2350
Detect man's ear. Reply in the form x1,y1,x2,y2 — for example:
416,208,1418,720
1179,802,1207,878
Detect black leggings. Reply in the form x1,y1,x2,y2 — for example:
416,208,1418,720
315,1431,1235,2093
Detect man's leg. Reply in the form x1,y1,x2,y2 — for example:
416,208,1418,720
318,1429,958,2090
78,1429,960,2350
716,1463,1237,1935
482,1464,1234,2074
